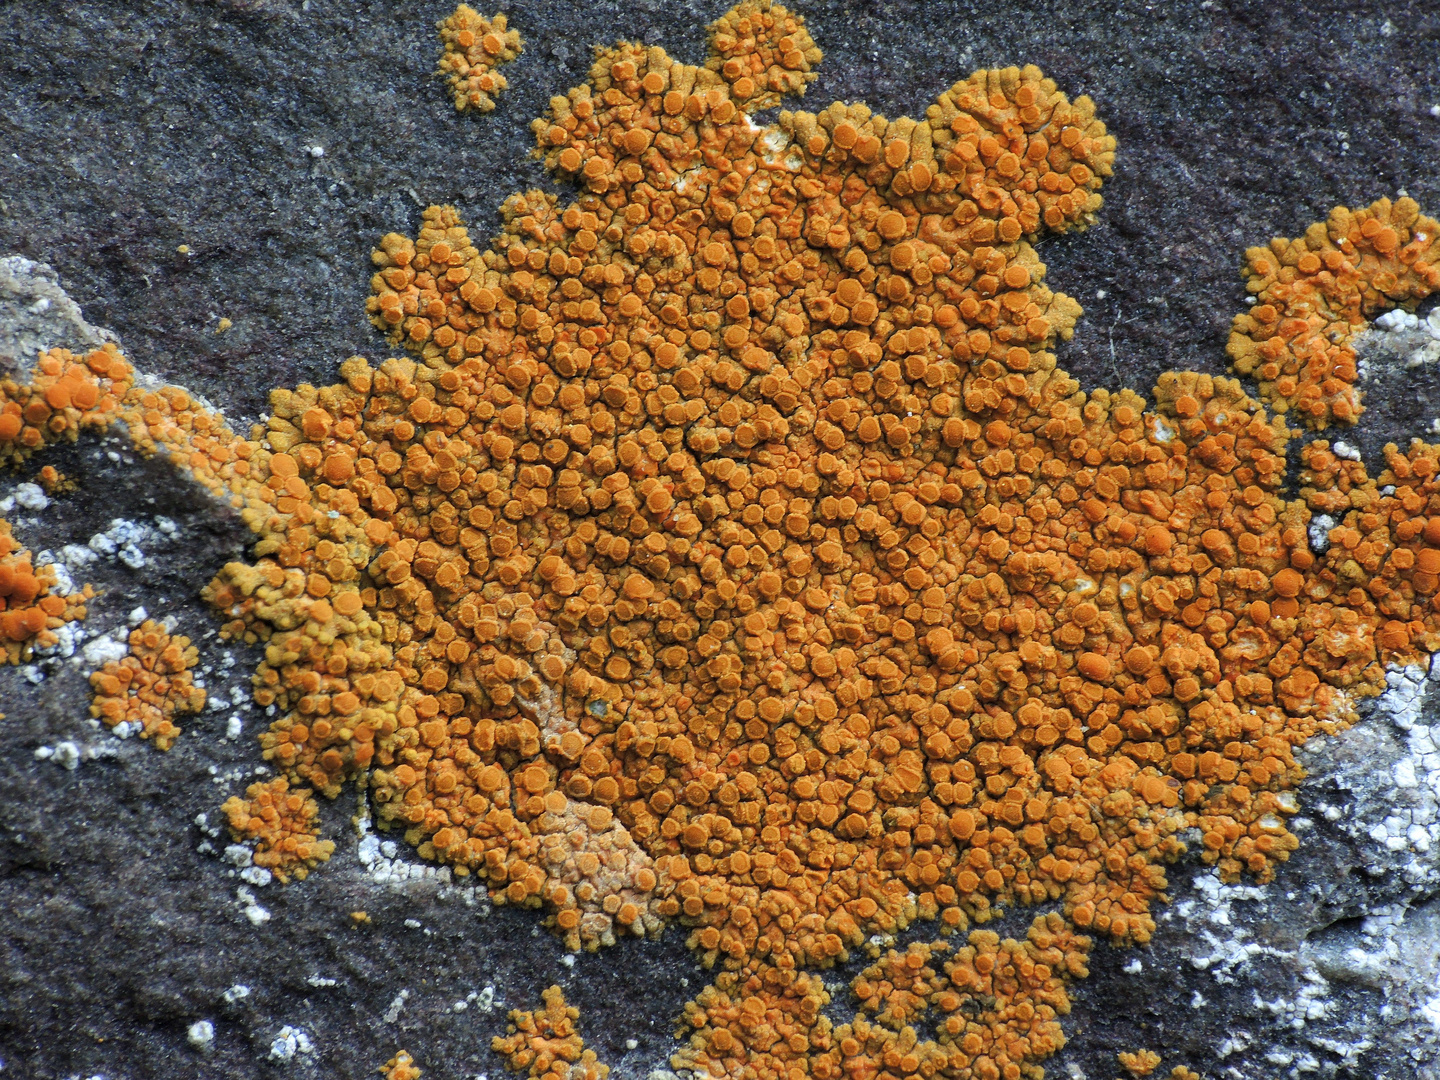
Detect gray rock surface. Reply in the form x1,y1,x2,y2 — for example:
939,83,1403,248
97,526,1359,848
1,2,1439,1078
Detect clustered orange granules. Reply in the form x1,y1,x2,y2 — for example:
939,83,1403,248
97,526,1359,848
33,3,1440,1077
35,464,74,493
1115,1048,1162,1077
0,519,90,661
678,911,1088,1080
437,6,522,114
88,619,207,750
1228,197,1439,427
704,0,821,109
0,343,130,659
220,776,336,882
380,1049,422,1080
492,985,610,1080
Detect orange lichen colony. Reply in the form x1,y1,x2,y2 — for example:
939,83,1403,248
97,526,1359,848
220,776,336,881
681,912,1089,1080
492,985,610,1080
1228,198,1439,427
0,344,129,659
438,6,522,114
380,1050,422,1080
37,1,1440,1077
88,620,207,750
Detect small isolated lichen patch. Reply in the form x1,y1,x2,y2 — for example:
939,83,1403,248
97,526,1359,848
380,1049,423,1080
1116,1047,1162,1076
437,6,522,114
88,620,206,750
492,985,610,1080
222,777,336,882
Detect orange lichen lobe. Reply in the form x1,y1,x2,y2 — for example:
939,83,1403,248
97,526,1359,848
438,6,522,114
380,1049,422,1080
492,985,610,1080
1117,1048,1163,1077
706,0,821,109
88,620,206,750
1228,196,1440,427
221,776,336,882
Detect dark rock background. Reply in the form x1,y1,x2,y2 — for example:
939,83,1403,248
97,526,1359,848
1,1,1439,1078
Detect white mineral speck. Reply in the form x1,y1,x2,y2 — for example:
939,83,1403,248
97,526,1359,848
383,989,410,1023
187,1019,215,1050
51,741,80,770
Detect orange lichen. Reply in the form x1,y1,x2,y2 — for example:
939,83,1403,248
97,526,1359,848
705,0,820,110
35,465,74,493
0,519,91,662
380,1049,422,1080
437,6,522,114
679,913,1088,1080
221,776,336,882
492,985,610,1080
88,620,206,750
1228,197,1440,427
0,343,130,659
0,343,133,468
31,3,1440,1076
1117,1048,1162,1077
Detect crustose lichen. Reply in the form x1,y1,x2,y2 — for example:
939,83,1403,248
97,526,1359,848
3,2,1438,1077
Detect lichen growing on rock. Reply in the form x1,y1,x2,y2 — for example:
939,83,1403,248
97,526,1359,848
705,0,820,110
0,518,90,661
221,776,336,882
437,6,522,114
379,1048,422,1080
1116,1048,1162,1076
0,343,130,659
492,985,610,1080
88,619,206,750
679,911,1090,1080
17,2,1440,1077
1228,197,1439,427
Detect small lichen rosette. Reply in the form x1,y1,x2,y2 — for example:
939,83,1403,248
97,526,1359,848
437,6,521,114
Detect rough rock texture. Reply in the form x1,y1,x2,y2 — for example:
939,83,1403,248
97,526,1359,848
1,2,1439,1079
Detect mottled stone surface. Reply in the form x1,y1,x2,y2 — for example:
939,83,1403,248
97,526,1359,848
1,2,1438,1078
